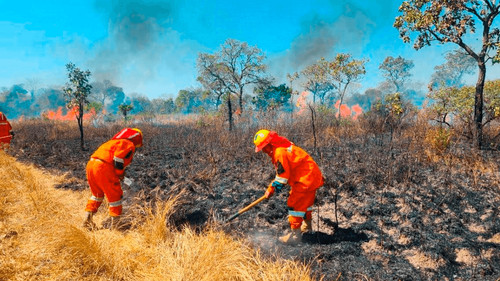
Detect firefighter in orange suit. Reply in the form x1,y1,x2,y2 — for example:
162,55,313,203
254,129,324,245
83,128,143,230
0,112,14,150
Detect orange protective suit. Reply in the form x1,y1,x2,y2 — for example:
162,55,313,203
85,128,140,217
264,134,324,229
0,112,13,149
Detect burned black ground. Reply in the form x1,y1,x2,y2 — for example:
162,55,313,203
9,119,500,280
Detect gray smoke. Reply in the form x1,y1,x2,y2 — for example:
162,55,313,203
268,1,389,85
89,0,174,91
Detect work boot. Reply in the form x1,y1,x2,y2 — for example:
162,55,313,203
278,228,302,245
82,212,97,230
110,216,121,230
300,218,313,233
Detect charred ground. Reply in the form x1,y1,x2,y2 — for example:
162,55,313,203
8,116,500,280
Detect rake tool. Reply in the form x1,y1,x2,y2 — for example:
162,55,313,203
226,195,267,222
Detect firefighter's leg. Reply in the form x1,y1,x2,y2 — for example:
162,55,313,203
84,160,104,214
103,179,123,218
301,190,317,233
278,210,304,245
99,170,124,230
280,189,316,244
83,160,103,229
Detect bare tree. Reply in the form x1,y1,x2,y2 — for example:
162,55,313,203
429,49,476,89
395,0,500,149
329,54,367,119
197,59,234,130
301,58,336,105
91,79,116,109
197,39,267,117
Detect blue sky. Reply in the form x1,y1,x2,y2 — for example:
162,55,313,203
0,0,498,99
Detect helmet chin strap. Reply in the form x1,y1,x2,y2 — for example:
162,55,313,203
263,144,273,156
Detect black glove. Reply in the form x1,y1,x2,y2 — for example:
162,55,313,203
10,131,14,139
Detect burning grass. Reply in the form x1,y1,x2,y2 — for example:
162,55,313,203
0,151,318,281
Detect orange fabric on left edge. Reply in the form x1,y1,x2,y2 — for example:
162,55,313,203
0,112,12,144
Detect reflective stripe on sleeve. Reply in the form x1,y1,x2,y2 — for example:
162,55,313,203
0,122,9,125
109,199,122,207
113,156,124,163
115,130,140,140
287,145,293,153
288,210,306,217
90,195,104,202
274,176,288,184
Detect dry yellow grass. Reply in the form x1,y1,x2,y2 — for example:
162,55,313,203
0,151,318,281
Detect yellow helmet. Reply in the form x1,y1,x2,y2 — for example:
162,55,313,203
254,129,273,152
131,128,143,148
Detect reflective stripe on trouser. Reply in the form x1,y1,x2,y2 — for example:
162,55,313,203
85,195,104,214
0,135,12,143
85,158,124,216
286,189,317,229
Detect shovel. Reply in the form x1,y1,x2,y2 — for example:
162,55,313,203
226,195,267,222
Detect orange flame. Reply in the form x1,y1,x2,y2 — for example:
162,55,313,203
296,91,310,115
351,104,363,120
335,100,363,120
44,106,97,121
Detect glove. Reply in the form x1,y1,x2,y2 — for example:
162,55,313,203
10,131,14,139
264,186,275,199
271,181,285,193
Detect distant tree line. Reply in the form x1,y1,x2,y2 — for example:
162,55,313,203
1,1,499,150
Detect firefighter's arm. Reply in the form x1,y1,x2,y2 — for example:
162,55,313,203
265,149,290,198
113,142,136,177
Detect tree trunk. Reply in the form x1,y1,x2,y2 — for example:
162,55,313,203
78,106,85,150
227,94,233,131
308,104,318,155
473,62,486,150
238,89,244,114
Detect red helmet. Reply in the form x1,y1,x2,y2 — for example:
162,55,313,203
112,128,143,148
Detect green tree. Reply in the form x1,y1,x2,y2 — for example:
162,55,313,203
379,56,414,93
428,79,500,137
151,97,176,114
175,89,203,114
91,80,112,107
118,104,133,121
63,62,92,150
372,92,416,149
394,0,500,149
252,83,292,111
